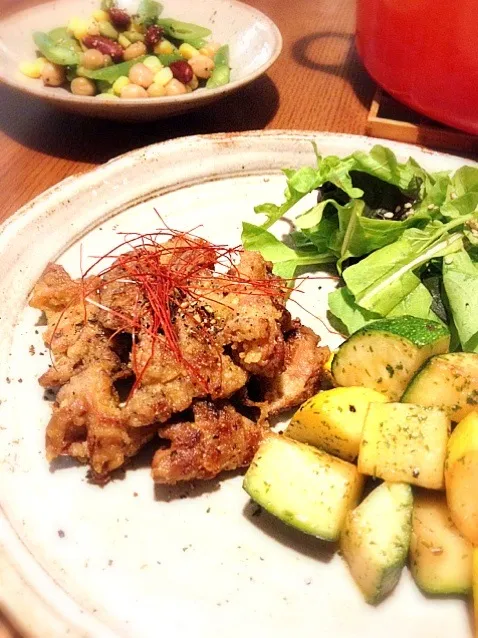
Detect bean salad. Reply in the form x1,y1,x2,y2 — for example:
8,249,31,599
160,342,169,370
20,0,230,99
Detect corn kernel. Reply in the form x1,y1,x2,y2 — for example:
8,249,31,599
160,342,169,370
19,57,47,79
199,46,216,59
154,39,174,55
179,43,200,60
143,56,162,71
118,34,132,49
67,17,89,41
153,67,173,86
112,75,130,95
92,9,110,22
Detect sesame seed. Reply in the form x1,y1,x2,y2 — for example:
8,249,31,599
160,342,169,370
427,204,435,210
395,206,401,213
450,192,457,200
383,212,394,219
404,202,412,209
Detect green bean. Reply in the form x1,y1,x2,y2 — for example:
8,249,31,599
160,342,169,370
156,19,211,42
33,32,80,66
206,45,230,88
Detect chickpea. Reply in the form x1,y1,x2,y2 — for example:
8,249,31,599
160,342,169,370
187,74,199,91
147,83,166,97
128,63,154,88
71,77,97,96
123,41,147,61
120,83,148,99
81,48,105,70
188,55,215,80
41,61,66,87
164,78,188,96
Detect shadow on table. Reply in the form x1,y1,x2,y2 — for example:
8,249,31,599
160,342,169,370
292,31,375,110
0,74,279,163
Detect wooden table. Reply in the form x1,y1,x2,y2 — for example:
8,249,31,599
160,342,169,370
0,0,372,634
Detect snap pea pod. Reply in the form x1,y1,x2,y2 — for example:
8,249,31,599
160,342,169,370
136,0,163,25
33,31,80,66
77,56,148,82
48,27,82,53
206,45,230,88
77,53,182,83
156,18,211,42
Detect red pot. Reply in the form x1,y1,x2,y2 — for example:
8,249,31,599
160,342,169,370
356,0,478,135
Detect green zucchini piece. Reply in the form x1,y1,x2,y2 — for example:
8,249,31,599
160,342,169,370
340,482,413,604
402,352,478,421
332,315,450,401
243,434,364,541
410,489,472,595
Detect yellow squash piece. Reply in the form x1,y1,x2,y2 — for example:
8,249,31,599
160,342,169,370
445,411,478,545
410,489,472,595
243,434,364,541
288,387,388,462
358,402,450,489
473,549,478,638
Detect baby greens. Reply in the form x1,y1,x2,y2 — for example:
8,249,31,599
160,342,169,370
242,145,478,352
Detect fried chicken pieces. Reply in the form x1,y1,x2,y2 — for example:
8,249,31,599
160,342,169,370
30,237,329,484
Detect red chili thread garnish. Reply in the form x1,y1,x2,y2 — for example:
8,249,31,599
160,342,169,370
48,224,341,398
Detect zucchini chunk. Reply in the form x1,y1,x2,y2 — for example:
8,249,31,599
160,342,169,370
445,412,478,544
243,434,364,541
332,316,450,401
402,352,478,422
288,386,388,462
358,402,450,489
410,489,472,595
340,482,413,604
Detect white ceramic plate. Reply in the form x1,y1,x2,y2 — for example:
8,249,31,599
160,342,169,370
0,131,473,638
0,0,282,121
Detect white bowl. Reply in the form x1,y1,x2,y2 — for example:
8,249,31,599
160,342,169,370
0,0,282,121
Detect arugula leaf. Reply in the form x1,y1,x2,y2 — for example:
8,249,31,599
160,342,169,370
328,287,381,334
343,227,464,315
443,249,478,352
241,222,332,279
351,146,426,194
387,283,440,322
255,167,322,229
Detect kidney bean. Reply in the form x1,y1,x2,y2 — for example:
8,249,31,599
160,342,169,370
144,25,164,51
169,60,193,84
83,35,124,63
108,7,131,29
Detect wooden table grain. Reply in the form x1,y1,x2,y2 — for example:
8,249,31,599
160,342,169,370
0,0,373,634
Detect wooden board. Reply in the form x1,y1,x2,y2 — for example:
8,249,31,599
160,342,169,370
367,89,478,153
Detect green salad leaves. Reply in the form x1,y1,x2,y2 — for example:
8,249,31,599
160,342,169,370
241,145,478,352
